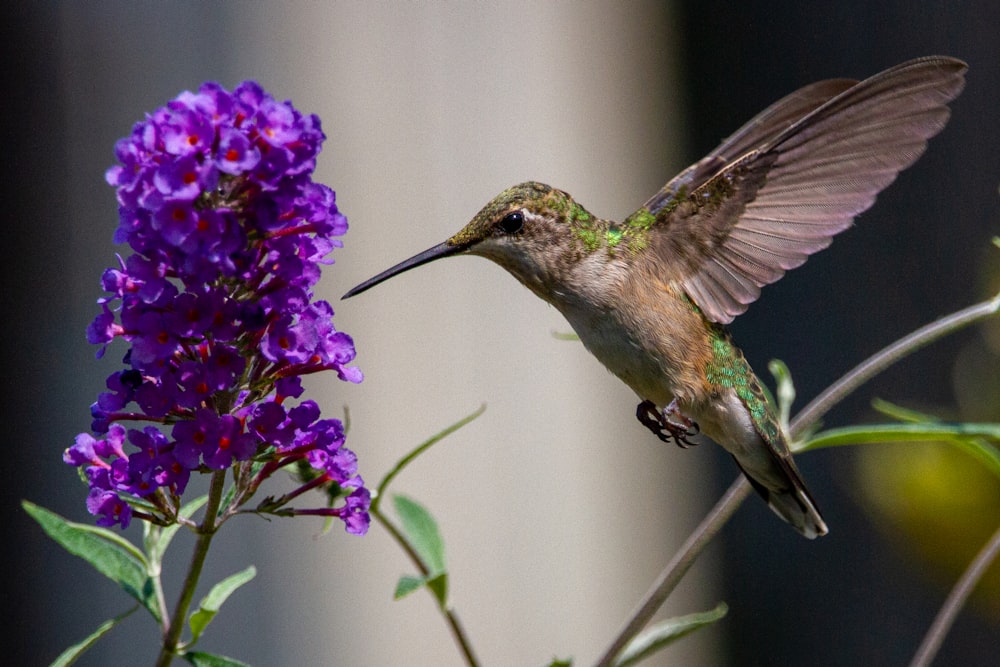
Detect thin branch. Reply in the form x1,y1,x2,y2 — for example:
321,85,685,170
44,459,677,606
370,406,487,667
909,522,1000,667
593,477,752,667
372,507,480,667
790,292,1000,438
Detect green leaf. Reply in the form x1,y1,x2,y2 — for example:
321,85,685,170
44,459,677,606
870,398,937,423
802,422,1000,480
394,572,449,604
768,358,795,433
391,494,448,606
393,575,425,600
393,495,446,574
545,659,573,667
425,572,449,606
49,606,138,667
614,602,728,667
189,566,257,643
181,651,252,667
22,501,161,622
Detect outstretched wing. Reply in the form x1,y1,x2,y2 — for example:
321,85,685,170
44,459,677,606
642,77,859,215
638,56,967,324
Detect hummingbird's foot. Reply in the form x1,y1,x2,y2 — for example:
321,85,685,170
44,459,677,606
636,400,672,442
662,399,700,447
636,400,700,448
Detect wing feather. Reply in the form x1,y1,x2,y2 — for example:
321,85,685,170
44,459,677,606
637,56,967,324
642,79,859,214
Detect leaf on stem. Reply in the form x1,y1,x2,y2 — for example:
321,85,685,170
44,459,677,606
802,420,1000,480
392,494,448,606
768,359,795,435
22,501,161,622
188,566,257,643
613,602,728,667
181,651,253,667
48,606,138,667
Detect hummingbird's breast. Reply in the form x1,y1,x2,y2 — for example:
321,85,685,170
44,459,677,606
553,259,714,408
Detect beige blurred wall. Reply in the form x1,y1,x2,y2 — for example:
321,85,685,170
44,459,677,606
59,3,720,665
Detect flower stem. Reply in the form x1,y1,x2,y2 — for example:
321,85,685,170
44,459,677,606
909,521,1000,667
155,471,227,667
372,506,480,667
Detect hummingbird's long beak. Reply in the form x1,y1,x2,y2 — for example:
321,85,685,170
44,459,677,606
342,241,464,298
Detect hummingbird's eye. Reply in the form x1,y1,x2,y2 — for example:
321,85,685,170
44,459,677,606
499,211,524,234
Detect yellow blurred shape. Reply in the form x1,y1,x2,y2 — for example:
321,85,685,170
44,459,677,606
856,440,1000,618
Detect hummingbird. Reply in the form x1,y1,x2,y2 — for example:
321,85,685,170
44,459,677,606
344,56,967,538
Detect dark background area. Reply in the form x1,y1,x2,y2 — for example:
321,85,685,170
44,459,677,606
674,2,1000,666
4,2,998,665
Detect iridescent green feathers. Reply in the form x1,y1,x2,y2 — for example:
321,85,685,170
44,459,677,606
703,327,781,446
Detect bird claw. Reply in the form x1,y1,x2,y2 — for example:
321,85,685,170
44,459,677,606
636,399,700,448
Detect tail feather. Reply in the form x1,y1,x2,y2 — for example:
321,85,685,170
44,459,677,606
733,455,828,539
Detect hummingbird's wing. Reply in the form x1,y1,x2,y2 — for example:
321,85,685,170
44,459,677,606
642,77,858,216
639,56,967,324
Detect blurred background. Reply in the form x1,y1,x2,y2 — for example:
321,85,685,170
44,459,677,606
5,2,998,665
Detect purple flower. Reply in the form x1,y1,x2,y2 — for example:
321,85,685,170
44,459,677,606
87,488,133,529
68,81,368,534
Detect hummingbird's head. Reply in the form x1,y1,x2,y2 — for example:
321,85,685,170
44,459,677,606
343,181,593,299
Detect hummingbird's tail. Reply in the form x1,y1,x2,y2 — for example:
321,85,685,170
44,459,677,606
733,454,828,539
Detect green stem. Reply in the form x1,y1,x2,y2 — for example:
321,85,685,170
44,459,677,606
150,547,170,630
369,406,486,667
909,521,1000,667
155,471,227,667
372,506,480,667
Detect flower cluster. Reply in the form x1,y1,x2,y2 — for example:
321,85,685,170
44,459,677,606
64,81,369,535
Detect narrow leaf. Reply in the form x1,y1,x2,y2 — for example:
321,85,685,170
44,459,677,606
802,423,1000,479
23,501,160,622
393,494,446,574
189,566,257,642
545,659,573,667
181,651,252,667
24,500,147,562
614,602,728,667
394,575,425,600
49,606,138,667
870,398,937,423
768,359,795,433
